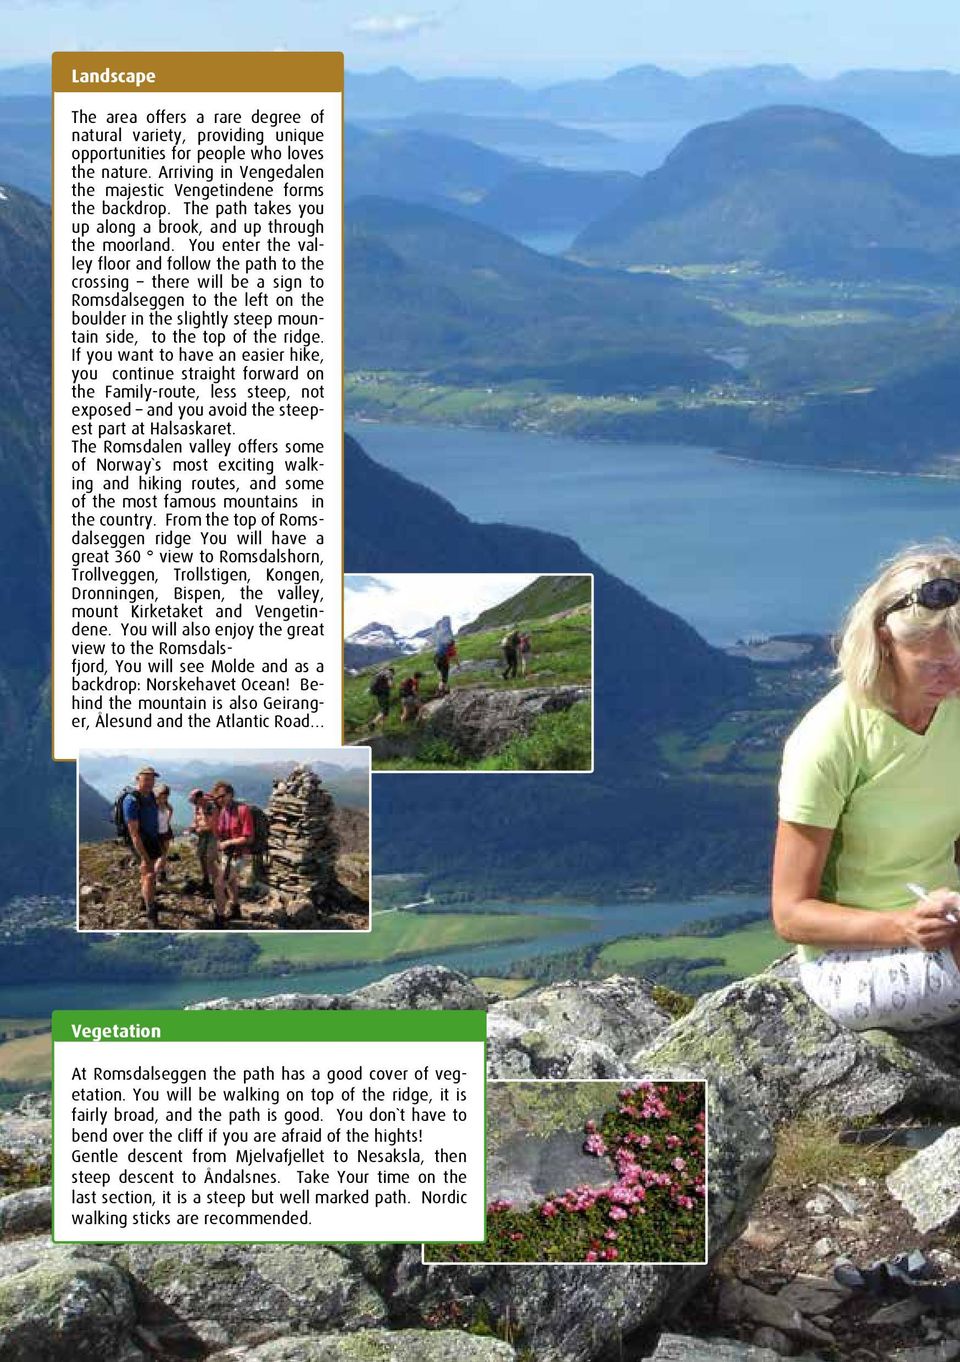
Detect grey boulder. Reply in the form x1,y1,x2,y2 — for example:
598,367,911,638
886,1127,960,1233
487,976,672,1078
224,1329,516,1359
0,1240,137,1362
81,1242,387,1352
632,974,960,1124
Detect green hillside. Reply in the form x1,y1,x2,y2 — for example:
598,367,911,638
347,195,738,383
574,106,960,278
460,575,592,635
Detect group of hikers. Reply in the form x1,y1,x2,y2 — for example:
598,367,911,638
117,765,258,929
368,628,533,727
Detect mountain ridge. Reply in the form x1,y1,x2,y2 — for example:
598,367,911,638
574,105,960,276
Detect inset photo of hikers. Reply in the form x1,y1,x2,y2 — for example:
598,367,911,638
344,573,594,771
77,749,371,932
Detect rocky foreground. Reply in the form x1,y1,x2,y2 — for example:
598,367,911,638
355,685,591,764
3,963,960,1360
77,805,370,933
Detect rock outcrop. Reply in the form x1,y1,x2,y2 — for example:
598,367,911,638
886,1128,960,1233
265,766,341,922
421,685,591,760
631,973,960,1125
487,975,674,1077
358,684,591,763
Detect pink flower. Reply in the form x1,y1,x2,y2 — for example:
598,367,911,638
672,1157,686,1172
603,1247,619,1260
604,1229,618,1241
585,1250,599,1262
540,1201,558,1219
608,1205,628,1221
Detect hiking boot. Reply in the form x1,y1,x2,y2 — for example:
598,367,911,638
212,915,227,930
227,902,243,921
145,901,160,928
200,882,214,899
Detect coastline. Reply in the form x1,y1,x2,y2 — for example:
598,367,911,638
348,408,960,481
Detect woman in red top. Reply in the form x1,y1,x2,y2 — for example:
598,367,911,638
212,781,255,924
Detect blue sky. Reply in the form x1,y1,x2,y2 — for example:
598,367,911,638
4,0,959,80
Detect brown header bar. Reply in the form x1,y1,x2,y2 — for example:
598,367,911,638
52,52,343,94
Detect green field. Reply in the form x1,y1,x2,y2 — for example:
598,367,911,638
0,1031,51,1083
255,909,585,970
595,919,783,981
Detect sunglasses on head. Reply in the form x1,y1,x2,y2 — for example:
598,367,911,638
880,577,960,623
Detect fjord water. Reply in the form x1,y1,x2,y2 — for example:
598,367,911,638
351,421,960,645
3,893,767,1015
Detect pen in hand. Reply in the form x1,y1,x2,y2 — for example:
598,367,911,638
906,882,960,925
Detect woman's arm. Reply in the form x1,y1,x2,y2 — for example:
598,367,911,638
772,820,958,951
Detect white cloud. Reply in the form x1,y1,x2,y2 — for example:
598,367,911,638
349,11,442,40
345,573,540,637
345,574,396,594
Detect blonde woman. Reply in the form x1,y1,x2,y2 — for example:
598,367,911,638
773,544,960,1031
154,783,174,885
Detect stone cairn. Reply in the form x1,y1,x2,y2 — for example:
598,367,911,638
266,765,340,922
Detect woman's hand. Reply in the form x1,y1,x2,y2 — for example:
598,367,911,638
897,888,960,951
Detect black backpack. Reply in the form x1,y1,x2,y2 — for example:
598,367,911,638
369,671,390,696
242,803,270,856
112,787,141,848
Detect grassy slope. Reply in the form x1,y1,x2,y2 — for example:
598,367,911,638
344,605,592,740
462,575,592,634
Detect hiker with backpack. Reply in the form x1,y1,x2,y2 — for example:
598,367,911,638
115,765,162,927
434,642,452,696
501,627,522,681
212,780,256,926
519,632,532,677
399,672,425,724
369,666,395,727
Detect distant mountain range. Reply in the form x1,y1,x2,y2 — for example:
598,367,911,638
362,113,617,150
574,106,960,278
345,63,960,128
347,123,639,235
78,775,113,844
345,620,428,670
7,61,960,129
80,756,370,822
